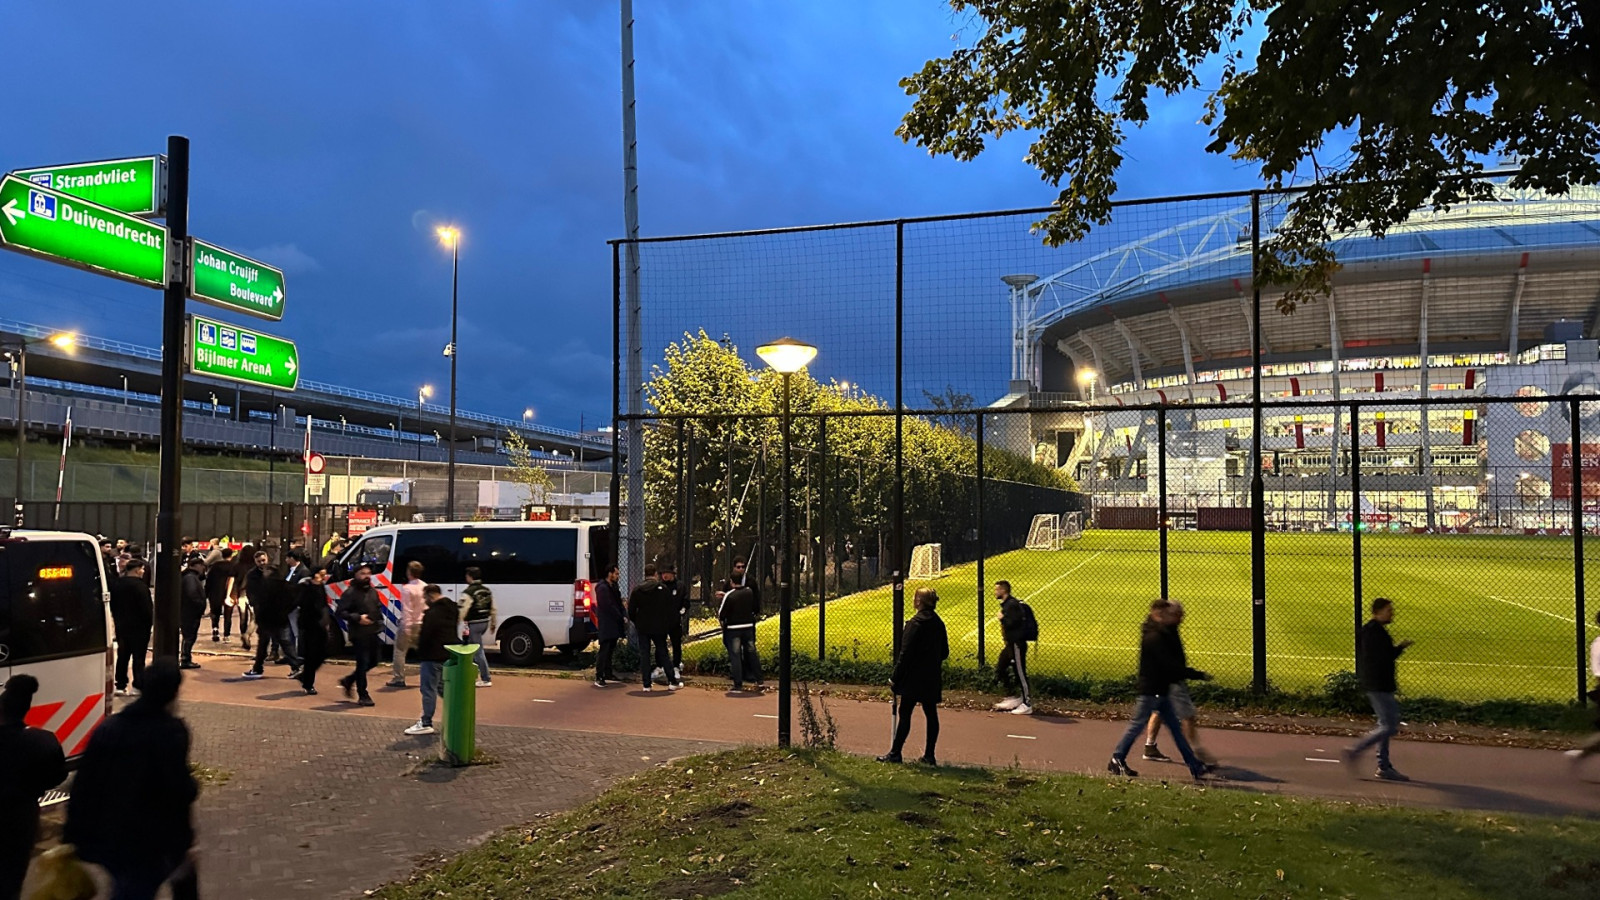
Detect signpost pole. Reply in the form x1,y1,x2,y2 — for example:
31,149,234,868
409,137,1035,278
153,135,188,662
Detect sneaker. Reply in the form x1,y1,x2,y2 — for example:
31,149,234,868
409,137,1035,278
1374,766,1410,782
211,630,220,643
341,679,355,700
594,678,607,688
1107,757,1138,777
179,661,201,671
994,696,1022,712
876,752,903,764
1010,703,1034,716
404,721,435,736
113,687,127,697
1565,749,1586,761
642,685,654,693
668,683,683,691
241,670,264,680
303,686,318,696
918,755,938,767
387,679,407,688
357,694,376,707
475,680,492,688
288,668,303,680
652,667,666,681
1142,745,1171,762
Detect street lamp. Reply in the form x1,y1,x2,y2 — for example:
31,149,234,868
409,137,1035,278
437,225,461,520
208,393,219,418
523,408,534,424
418,384,435,461
3,331,77,525
756,336,817,748
1078,367,1099,403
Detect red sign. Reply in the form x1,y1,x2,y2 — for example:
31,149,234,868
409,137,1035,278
347,509,379,535
1551,443,1600,499
526,506,552,522
307,452,326,475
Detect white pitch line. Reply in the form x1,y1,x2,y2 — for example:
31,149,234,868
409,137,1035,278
1006,734,1037,740
1485,594,1577,625
963,551,1107,643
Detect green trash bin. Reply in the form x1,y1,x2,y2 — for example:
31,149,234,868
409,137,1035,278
441,644,479,766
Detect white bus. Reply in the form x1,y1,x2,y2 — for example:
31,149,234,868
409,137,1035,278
326,520,611,665
0,530,113,769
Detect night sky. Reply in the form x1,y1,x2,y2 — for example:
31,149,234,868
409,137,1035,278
2,1,1257,427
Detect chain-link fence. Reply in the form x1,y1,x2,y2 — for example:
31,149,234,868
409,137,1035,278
611,178,1600,712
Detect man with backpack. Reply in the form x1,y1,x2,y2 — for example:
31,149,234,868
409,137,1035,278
992,580,1036,716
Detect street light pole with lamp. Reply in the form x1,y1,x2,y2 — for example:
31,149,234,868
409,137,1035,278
437,226,461,519
418,385,434,461
1077,367,1098,403
2,331,77,526
756,336,817,748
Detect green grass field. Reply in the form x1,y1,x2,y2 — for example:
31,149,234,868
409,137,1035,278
696,530,1600,705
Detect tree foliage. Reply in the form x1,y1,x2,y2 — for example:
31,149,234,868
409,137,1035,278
642,332,1076,569
898,1,1600,311
503,430,555,506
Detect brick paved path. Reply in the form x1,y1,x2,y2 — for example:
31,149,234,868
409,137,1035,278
37,701,721,900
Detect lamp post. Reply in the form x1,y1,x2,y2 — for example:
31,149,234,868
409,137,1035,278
757,336,817,748
437,226,461,520
418,385,434,461
1078,367,1098,404
3,331,76,525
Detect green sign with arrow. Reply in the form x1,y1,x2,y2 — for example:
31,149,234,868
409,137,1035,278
13,156,165,217
0,173,168,287
188,314,300,391
189,238,286,321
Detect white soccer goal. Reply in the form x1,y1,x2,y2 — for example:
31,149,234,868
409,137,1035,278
1062,511,1085,541
909,542,943,579
1026,514,1061,551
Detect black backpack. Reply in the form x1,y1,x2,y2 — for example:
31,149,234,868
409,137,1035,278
1019,602,1040,642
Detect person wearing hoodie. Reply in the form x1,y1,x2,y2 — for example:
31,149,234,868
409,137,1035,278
1107,600,1208,781
594,564,626,687
296,568,333,695
717,582,762,692
992,580,1035,716
405,584,459,736
336,564,383,706
878,588,950,766
0,675,67,900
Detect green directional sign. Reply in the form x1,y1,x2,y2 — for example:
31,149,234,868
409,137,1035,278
0,173,167,287
13,156,165,217
188,238,286,321
188,314,300,391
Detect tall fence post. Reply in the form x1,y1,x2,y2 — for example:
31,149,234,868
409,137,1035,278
976,410,986,667
1571,397,1588,706
1351,403,1363,640
674,423,685,572
818,416,828,659
1249,189,1268,695
1157,407,1169,599
608,242,622,573
892,220,905,662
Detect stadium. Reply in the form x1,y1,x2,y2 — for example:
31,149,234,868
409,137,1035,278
990,180,1600,531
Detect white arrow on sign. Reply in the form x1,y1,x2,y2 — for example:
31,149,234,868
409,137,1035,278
284,358,296,374
271,286,283,304
1,199,23,226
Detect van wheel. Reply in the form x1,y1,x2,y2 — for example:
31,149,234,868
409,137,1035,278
498,622,544,667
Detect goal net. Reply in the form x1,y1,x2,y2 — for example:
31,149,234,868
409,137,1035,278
1026,514,1061,551
1062,511,1085,541
908,543,943,579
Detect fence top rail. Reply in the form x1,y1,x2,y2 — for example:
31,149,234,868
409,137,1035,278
617,392,1592,422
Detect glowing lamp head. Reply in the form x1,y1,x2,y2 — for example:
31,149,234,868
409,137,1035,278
756,337,817,374
436,226,459,247
1077,368,1098,384
48,332,77,351
420,384,434,399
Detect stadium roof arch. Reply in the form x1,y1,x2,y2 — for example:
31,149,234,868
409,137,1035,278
1012,182,1600,390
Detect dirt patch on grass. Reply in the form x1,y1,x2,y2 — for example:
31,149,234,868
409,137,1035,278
689,800,760,827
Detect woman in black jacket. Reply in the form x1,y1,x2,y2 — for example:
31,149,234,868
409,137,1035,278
296,569,332,695
878,588,949,766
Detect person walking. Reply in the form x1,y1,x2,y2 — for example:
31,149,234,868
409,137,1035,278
1141,600,1217,765
625,563,658,681
178,554,207,670
389,561,426,688
991,580,1036,716
206,546,235,643
296,568,332,696
594,564,626,687
460,567,496,688
878,587,950,765
283,549,311,653
664,564,688,677
1565,610,1600,765
405,584,458,737
717,581,762,692
337,564,383,706
243,563,299,680
65,660,200,900
631,564,681,692
110,558,153,696
0,675,67,900
1107,600,1208,781
1342,597,1413,781
231,544,258,651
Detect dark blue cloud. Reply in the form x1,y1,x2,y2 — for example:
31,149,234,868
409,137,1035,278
0,0,1253,427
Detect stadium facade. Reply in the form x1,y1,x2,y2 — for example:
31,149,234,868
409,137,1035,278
993,180,1600,530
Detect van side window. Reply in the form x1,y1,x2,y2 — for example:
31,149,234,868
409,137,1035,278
394,529,464,585
345,535,394,576
0,541,108,664
461,529,577,585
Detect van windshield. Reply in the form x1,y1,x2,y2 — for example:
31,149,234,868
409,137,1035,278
0,539,107,665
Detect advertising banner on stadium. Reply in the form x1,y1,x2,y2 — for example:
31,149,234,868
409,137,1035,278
1550,443,1600,499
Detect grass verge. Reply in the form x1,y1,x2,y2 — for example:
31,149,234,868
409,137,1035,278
374,748,1600,900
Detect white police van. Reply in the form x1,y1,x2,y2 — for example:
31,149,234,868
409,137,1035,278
326,520,610,665
0,530,113,768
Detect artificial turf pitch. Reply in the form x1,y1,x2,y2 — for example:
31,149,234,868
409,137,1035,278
715,530,1600,704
